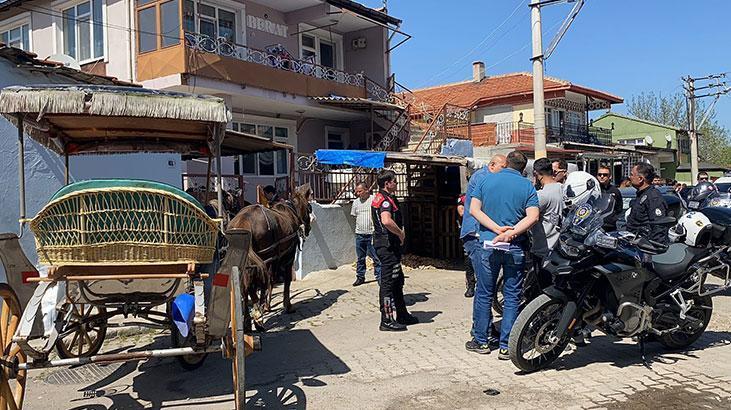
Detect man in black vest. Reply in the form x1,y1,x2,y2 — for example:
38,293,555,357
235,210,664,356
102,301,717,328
372,170,418,331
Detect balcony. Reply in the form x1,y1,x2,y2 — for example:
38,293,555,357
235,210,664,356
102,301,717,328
493,121,613,146
135,32,391,102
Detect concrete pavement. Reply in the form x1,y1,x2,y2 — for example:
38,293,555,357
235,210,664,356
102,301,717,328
23,265,731,409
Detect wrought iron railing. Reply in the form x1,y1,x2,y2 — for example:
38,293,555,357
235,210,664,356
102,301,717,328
494,121,612,146
184,32,393,103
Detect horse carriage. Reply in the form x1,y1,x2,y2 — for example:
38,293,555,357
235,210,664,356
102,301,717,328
0,85,292,409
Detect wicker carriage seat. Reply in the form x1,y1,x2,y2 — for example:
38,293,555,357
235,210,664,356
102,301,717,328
30,179,219,268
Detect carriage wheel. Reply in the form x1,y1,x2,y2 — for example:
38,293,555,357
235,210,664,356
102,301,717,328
55,303,107,359
0,284,26,410
230,268,246,410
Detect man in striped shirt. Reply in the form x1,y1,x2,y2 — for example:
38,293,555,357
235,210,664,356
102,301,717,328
351,182,381,286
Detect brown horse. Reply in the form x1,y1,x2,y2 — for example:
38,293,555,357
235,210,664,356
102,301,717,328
228,184,313,318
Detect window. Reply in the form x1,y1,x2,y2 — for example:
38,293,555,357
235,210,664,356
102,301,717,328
619,138,646,146
1,24,29,51
231,122,289,176
326,128,348,149
63,0,104,62
183,1,236,43
299,26,342,69
137,0,181,54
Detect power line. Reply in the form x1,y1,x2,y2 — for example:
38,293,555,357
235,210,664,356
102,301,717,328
416,0,525,87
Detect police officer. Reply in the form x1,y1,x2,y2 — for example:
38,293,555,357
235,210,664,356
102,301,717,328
372,169,418,331
626,163,669,245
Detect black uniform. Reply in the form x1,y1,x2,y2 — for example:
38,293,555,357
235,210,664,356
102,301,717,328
372,189,409,323
600,183,623,232
626,185,668,245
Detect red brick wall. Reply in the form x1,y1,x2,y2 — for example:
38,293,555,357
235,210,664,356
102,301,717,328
471,123,497,146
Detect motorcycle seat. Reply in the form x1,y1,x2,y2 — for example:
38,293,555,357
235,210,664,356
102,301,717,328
651,243,707,281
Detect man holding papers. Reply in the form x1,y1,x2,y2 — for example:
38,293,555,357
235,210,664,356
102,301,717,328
465,151,540,360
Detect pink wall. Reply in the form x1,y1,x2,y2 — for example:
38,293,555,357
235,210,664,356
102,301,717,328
243,1,298,53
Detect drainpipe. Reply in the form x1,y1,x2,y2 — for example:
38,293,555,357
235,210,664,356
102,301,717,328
127,0,135,82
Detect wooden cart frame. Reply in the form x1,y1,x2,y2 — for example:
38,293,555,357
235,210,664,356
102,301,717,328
0,85,290,409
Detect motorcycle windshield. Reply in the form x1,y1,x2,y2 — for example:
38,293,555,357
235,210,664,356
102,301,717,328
564,194,614,236
702,192,731,209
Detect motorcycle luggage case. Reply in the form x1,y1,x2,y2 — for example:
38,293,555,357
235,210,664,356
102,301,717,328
700,207,731,244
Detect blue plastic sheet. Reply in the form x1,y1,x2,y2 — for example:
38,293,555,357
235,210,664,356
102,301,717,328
440,139,473,157
315,149,386,168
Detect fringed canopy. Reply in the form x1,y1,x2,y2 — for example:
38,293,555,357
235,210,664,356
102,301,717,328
0,85,233,156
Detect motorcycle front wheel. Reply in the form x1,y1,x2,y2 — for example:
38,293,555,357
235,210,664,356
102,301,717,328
508,294,571,372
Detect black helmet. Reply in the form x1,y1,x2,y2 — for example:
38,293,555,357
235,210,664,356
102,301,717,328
688,181,718,206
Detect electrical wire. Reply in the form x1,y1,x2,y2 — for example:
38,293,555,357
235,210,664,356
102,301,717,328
416,0,525,87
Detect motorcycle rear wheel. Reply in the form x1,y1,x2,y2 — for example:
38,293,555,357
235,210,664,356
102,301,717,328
658,295,712,350
508,294,571,372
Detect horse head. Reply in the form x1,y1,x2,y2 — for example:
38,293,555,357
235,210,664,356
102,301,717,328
294,183,314,236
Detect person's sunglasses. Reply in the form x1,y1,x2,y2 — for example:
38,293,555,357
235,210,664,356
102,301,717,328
700,177,709,181
597,173,610,177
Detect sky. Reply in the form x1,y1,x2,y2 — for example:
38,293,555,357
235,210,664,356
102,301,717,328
360,0,731,130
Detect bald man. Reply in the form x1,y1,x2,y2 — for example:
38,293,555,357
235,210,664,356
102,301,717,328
458,154,507,297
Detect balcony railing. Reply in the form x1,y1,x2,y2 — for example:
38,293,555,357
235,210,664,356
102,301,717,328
184,32,393,103
495,121,612,146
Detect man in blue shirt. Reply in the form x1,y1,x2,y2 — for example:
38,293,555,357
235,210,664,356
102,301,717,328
466,151,539,359
459,155,506,298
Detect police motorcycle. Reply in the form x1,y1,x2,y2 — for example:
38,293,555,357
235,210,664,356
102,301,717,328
670,182,731,282
507,178,730,372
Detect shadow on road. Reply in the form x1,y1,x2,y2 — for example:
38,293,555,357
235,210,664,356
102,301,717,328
64,326,349,409
548,330,731,372
264,288,347,331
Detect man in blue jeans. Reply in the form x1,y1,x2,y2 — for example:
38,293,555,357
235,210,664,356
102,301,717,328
467,151,539,359
351,182,381,286
460,155,507,298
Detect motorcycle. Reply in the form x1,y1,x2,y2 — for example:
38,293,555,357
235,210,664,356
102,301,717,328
508,194,731,372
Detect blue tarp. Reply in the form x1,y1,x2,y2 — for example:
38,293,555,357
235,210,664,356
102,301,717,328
440,139,473,157
315,149,386,168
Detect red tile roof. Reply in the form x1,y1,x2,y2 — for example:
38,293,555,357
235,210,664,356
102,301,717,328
407,72,622,111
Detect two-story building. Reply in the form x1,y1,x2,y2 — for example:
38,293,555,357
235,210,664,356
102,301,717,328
0,0,408,202
408,61,623,155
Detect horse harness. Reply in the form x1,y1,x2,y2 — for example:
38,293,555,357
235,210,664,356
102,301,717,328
251,201,306,268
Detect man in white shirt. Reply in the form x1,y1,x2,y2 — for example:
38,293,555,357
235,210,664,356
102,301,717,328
351,182,381,286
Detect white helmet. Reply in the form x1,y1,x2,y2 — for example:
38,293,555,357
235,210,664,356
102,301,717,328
671,211,713,247
563,171,601,208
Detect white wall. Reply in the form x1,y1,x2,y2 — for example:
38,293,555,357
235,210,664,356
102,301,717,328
0,57,183,265
474,105,513,124
295,202,356,279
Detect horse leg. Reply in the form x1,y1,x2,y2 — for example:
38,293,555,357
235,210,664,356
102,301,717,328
283,262,295,313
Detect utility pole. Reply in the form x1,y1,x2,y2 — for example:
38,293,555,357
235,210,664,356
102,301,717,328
529,0,585,160
530,0,547,159
684,73,730,185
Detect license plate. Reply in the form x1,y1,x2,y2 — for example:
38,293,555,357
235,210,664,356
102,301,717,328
688,201,700,209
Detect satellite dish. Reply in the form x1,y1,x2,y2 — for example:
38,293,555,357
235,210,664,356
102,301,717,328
46,54,81,71
665,134,672,142
644,135,654,145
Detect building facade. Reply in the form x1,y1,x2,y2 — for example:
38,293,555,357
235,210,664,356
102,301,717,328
406,62,623,162
592,112,690,180
0,0,407,202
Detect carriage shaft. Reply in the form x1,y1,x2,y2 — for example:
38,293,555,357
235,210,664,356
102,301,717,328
18,345,222,370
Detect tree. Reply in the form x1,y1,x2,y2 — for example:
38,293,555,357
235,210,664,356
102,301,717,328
627,91,731,166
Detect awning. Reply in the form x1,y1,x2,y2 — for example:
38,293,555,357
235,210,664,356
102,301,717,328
0,85,230,156
311,96,404,111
